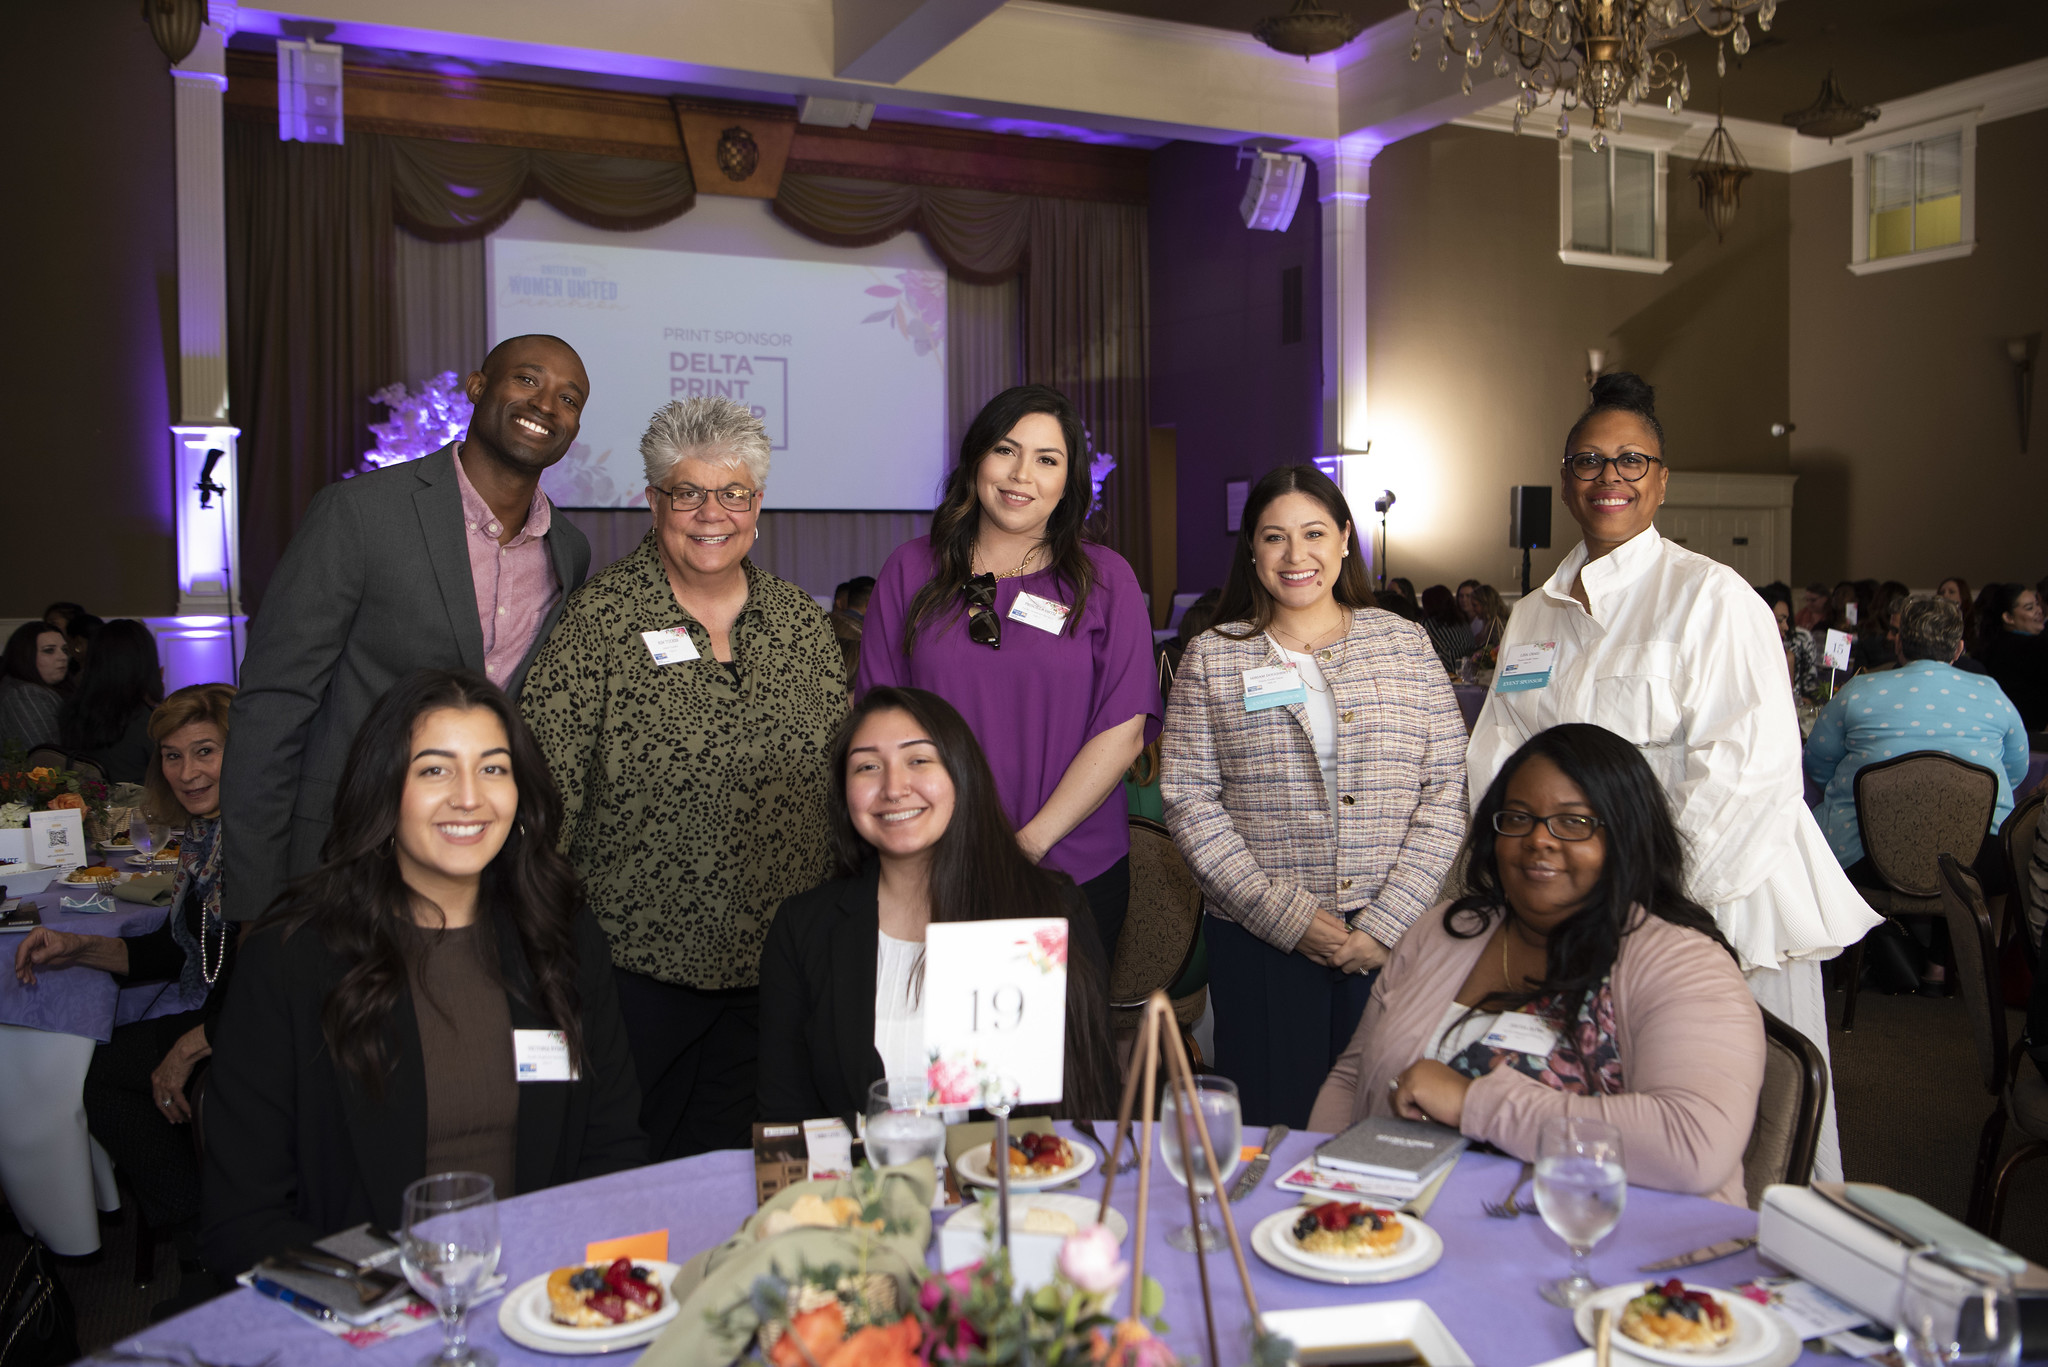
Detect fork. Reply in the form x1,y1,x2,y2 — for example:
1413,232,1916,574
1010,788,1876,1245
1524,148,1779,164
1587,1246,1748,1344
1482,1159,1536,1218
97,1343,282,1367
1076,1120,1136,1173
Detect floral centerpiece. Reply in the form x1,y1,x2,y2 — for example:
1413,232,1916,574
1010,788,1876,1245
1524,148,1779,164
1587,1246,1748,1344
0,749,108,831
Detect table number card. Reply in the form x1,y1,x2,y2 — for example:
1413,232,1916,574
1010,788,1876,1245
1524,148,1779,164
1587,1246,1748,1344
28,810,86,870
922,918,1068,1108
1820,629,1852,672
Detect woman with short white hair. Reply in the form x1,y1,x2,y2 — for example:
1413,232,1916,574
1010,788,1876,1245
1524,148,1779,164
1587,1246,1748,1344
522,396,846,1160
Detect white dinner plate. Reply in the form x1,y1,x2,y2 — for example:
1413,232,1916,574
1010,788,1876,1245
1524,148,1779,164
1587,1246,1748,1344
498,1261,681,1353
942,1192,1128,1243
1573,1282,1787,1367
956,1138,1098,1191
125,853,177,868
1249,1208,1443,1285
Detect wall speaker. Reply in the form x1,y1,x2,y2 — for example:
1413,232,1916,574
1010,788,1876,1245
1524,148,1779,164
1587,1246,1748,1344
278,38,345,145
1510,485,1551,550
1240,151,1307,232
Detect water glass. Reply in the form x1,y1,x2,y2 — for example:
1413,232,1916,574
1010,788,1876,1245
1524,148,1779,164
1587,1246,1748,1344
1159,1075,1241,1252
865,1076,948,1173
400,1172,501,1367
1895,1247,2021,1367
1533,1115,1626,1308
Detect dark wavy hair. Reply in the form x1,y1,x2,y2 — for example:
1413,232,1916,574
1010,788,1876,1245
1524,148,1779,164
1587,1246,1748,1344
827,686,1120,1119
902,386,1098,654
1211,464,1375,638
1448,724,1730,1077
1567,371,1666,457
59,619,162,753
2,621,64,688
266,670,587,1097
1978,582,2036,645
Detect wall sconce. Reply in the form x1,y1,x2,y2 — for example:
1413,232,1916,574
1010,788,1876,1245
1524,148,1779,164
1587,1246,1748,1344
1770,422,1796,438
2011,336,2037,454
1586,348,1606,390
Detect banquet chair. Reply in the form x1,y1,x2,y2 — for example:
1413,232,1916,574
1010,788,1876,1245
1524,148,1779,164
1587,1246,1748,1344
1839,752,1998,1031
129,1062,212,1287
1999,789,2043,966
23,746,107,786
1740,1009,1827,1209
1935,854,2048,1236
1110,816,1207,1070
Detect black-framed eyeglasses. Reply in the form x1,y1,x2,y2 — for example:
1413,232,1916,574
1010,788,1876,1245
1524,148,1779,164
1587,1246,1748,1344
1492,810,1604,841
964,573,1002,650
1563,452,1663,482
651,482,759,512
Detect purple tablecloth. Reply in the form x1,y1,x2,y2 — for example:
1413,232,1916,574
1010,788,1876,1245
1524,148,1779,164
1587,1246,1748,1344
0,890,195,1041
132,1126,1826,1367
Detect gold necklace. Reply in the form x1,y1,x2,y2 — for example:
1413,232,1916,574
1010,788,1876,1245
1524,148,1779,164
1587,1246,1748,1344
976,542,1043,580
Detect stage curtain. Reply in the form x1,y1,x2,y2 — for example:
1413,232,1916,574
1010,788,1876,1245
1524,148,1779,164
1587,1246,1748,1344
392,227,486,385
773,174,1031,284
388,137,695,241
946,276,1022,463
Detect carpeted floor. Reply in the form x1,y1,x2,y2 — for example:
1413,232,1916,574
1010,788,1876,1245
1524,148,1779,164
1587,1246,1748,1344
6,979,2044,1360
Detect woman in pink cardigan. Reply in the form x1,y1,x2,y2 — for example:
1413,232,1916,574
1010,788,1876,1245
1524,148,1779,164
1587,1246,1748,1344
1309,723,1765,1205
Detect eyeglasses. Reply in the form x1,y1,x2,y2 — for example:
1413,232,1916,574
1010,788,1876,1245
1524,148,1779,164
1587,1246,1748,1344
1562,452,1663,482
964,573,1002,650
1492,810,1604,841
651,482,759,512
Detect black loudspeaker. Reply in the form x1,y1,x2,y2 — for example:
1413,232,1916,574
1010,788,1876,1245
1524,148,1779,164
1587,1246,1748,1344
1510,485,1552,550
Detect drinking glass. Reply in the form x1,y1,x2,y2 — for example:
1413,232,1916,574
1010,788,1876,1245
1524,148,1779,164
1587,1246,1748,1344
1159,1075,1241,1252
865,1077,948,1173
400,1172,501,1367
1533,1115,1626,1308
1895,1247,2021,1367
127,813,170,863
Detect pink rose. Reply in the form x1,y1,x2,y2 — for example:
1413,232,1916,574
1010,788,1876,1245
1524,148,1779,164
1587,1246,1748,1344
1106,1320,1178,1367
1033,925,1068,966
926,1057,975,1106
1057,1224,1129,1295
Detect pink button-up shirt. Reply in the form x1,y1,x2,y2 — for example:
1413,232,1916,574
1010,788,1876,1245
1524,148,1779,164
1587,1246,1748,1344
454,448,561,686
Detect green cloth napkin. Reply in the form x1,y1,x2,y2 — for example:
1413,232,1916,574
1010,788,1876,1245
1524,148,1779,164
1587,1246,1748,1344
113,872,175,906
636,1161,936,1367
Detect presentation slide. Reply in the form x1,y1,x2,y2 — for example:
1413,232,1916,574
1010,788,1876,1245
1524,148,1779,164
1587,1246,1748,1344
488,199,948,510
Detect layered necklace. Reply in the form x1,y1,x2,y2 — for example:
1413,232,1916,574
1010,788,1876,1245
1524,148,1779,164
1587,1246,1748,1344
1268,607,1353,693
972,540,1045,580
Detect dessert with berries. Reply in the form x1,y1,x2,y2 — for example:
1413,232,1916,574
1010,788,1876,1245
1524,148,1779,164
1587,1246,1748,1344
1289,1201,1405,1259
545,1257,665,1328
1619,1280,1736,1351
1006,1131,1075,1176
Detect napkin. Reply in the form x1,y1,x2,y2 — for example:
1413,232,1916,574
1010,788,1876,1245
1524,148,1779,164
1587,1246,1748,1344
113,872,175,906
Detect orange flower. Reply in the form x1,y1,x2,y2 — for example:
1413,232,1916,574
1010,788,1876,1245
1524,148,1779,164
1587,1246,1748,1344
45,793,86,811
767,1305,847,1367
26,768,54,782
824,1317,922,1367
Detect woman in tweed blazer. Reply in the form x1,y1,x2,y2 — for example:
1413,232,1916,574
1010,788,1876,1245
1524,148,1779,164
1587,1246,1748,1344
1161,466,1469,1127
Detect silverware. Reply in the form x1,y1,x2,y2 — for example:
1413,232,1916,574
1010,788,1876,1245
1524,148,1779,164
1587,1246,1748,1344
1638,1235,1758,1271
1075,1120,1135,1174
1482,1159,1536,1218
1228,1124,1289,1201
96,1345,281,1367
1594,1307,1614,1367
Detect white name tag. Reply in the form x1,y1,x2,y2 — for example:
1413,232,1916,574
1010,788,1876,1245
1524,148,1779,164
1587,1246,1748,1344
513,1029,579,1082
641,626,700,665
1481,1011,1562,1059
1496,641,1558,693
1007,591,1071,636
1242,663,1306,712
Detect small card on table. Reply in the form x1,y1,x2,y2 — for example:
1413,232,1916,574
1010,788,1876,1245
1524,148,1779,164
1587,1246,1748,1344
586,1230,669,1265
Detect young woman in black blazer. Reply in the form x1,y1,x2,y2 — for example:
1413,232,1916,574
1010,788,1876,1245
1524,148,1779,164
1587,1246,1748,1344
757,686,1119,1124
200,670,644,1277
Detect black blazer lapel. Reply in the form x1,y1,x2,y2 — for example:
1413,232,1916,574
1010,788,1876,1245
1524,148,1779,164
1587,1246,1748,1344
831,869,885,1118
414,446,488,674
338,989,430,1235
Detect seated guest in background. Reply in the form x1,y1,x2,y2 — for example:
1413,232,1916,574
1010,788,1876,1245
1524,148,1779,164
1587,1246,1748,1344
221,335,593,925
1856,582,1911,672
1757,584,1817,700
523,396,844,1160
856,385,1160,958
1418,585,1475,672
1472,584,1509,653
43,602,87,637
1162,465,1467,1128
62,613,104,686
14,684,237,1255
0,620,70,750
758,686,1118,1122
1456,580,1484,639
1976,583,2048,732
59,619,162,783
1311,723,1765,1205
1160,586,1221,688
1806,598,2030,894
201,670,643,1276
828,575,877,685
1795,583,1831,634
1375,581,1423,624
1388,577,1417,605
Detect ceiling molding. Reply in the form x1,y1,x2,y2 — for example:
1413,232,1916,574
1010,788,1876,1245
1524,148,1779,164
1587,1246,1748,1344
834,0,1008,82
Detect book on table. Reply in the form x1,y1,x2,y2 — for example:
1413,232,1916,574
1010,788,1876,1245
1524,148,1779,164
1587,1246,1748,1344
1314,1116,1466,1184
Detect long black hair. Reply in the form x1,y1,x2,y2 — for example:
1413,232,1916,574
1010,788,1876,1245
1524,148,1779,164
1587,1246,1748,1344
59,619,162,753
1449,724,1730,1029
1567,371,1666,456
903,386,1098,654
266,669,587,1097
828,686,1119,1119
1978,582,2034,648
1211,464,1375,639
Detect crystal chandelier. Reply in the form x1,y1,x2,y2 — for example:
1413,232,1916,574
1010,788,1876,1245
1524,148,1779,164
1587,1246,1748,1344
1407,0,1777,150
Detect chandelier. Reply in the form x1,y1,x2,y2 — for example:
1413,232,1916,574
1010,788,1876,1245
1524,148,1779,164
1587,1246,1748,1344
1690,109,1750,241
1253,0,1364,58
1407,0,1777,149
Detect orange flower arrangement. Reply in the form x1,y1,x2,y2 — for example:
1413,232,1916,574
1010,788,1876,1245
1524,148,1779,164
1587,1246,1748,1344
45,793,86,811
764,1304,922,1367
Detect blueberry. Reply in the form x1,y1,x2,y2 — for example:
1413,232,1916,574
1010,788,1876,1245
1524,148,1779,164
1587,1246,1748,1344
629,1266,649,1281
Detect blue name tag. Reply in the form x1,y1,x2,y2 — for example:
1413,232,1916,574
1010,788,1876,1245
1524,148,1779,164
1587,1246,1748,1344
1242,664,1307,712
1495,641,1558,693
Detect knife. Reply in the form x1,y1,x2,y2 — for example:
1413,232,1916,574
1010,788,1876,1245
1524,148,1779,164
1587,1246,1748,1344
1229,1124,1289,1202
1639,1235,1758,1271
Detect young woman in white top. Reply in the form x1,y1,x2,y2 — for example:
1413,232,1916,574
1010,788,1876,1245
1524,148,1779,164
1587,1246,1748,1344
1467,372,1878,1181
755,686,1118,1122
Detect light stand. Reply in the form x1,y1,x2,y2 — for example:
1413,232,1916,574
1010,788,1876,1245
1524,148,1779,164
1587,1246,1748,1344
1372,489,1396,591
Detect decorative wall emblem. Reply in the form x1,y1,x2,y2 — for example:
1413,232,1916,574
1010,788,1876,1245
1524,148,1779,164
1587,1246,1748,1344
716,126,760,182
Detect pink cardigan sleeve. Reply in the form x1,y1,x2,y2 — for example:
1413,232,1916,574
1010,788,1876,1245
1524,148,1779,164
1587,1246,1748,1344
1458,916,1765,1205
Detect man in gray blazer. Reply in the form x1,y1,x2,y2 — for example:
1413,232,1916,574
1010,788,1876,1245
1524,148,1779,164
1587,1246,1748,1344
222,335,594,922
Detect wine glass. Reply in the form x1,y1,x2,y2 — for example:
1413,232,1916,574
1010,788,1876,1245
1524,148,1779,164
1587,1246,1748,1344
400,1172,501,1367
126,812,171,864
1159,1075,1241,1252
865,1077,947,1174
1533,1115,1626,1308
1895,1247,2021,1367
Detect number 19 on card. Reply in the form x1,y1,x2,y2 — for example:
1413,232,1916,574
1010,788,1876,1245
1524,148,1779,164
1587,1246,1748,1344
970,986,1025,1033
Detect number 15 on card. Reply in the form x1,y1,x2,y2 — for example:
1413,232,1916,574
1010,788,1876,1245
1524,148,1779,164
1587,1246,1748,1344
922,919,1068,1108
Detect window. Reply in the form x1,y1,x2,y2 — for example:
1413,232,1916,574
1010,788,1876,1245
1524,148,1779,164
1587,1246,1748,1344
1559,141,1670,274
1849,116,1976,276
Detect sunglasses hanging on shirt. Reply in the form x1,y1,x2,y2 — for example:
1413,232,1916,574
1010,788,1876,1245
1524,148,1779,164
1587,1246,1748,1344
964,573,1002,649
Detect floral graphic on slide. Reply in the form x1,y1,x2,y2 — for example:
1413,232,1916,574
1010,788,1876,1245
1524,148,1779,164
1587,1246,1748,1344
538,441,619,507
860,270,946,358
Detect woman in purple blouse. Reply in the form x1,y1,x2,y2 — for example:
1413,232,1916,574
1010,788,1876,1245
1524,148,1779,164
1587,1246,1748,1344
855,386,1162,957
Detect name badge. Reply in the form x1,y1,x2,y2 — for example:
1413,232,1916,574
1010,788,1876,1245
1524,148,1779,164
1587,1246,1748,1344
513,1029,579,1082
1481,1012,1561,1059
641,627,700,666
1241,664,1307,712
1495,641,1558,693
1007,591,1071,636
